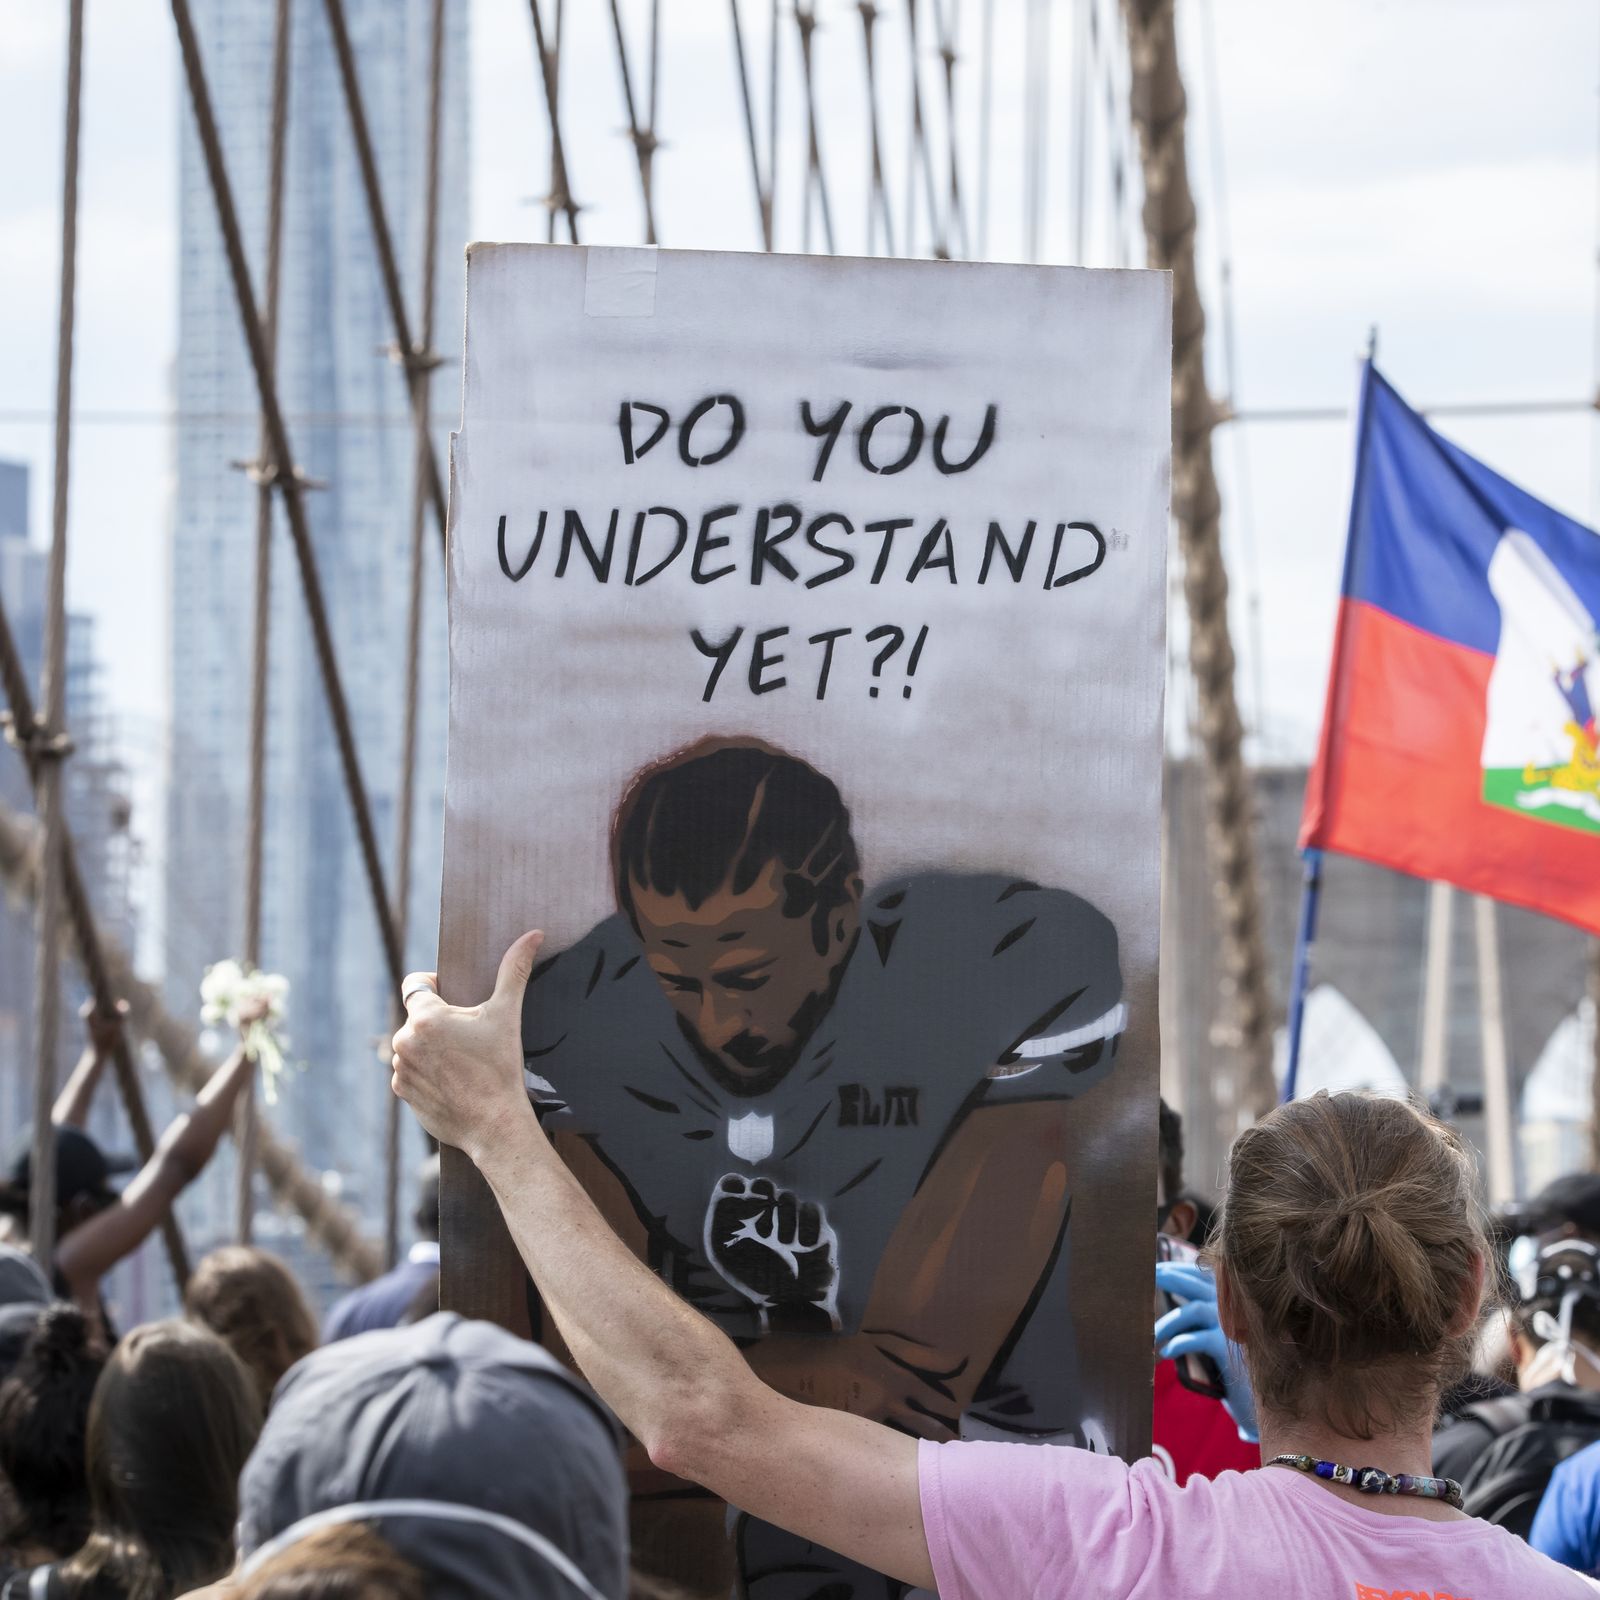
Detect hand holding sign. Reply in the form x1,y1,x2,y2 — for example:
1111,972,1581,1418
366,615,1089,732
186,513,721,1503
392,932,544,1161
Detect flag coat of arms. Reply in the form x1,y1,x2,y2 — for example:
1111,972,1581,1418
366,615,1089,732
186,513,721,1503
1301,363,1600,934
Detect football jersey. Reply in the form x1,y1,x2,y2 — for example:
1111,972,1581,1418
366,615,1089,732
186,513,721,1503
523,871,1123,1364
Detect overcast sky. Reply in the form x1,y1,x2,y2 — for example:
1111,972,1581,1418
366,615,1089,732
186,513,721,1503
1,0,1596,820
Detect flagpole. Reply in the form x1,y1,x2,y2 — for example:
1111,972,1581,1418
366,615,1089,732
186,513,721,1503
1588,941,1600,1172
1418,879,1455,1104
1280,848,1322,1102
1284,336,1377,1107
1473,895,1517,1206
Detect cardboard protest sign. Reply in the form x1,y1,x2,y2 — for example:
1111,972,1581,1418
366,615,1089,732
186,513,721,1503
440,244,1169,1598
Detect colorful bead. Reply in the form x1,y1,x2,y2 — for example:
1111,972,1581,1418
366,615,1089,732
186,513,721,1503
1268,1454,1463,1511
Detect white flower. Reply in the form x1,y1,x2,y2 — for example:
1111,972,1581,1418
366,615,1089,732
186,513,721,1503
199,959,246,1025
198,960,297,1103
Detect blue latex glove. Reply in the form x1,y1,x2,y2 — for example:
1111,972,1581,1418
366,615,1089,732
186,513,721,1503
1154,1260,1259,1443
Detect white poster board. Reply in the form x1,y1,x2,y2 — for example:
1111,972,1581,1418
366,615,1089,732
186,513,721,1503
441,243,1168,1599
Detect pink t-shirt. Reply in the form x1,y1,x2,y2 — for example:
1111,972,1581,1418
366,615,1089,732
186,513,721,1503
919,1439,1599,1600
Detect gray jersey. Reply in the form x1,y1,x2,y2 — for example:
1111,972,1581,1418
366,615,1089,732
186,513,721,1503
522,871,1123,1416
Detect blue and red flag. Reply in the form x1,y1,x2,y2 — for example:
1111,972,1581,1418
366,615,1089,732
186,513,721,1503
1300,363,1600,934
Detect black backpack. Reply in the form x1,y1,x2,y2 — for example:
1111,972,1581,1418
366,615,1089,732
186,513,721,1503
1460,1387,1600,1538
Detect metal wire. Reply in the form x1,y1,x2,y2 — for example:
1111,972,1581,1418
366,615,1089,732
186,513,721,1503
238,0,295,1250
1069,0,1090,263
857,3,895,255
1022,0,1049,263
320,0,449,552
975,0,994,258
29,0,88,1274
728,0,773,248
386,0,448,1272
794,3,835,254
904,0,945,257
608,0,660,242
932,0,969,258
528,0,582,242
170,0,407,1003
1,591,191,1289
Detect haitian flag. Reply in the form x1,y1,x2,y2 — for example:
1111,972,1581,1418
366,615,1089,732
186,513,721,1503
1300,363,1600,934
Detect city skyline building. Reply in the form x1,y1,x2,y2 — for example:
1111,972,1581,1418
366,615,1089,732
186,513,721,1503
166,0,468,1275
0,457,166,1322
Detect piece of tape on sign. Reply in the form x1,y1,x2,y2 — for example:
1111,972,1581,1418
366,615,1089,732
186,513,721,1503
584,246,658,317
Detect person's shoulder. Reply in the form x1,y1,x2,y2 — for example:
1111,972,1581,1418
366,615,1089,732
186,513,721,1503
860,872,1119,991
322,1262,416,1341
521,914,649,1051
866,872,1115,940
1491,1518,1600,1595
1545,1433,1600,1505
1531,1458,1600,1595
321,1285,365,1342
922,1436,1134,1504
854,873,1125,1096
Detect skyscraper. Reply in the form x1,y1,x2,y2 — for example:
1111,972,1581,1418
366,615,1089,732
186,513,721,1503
1,458,139,1117
0,458,159,1326
167,0,468,1260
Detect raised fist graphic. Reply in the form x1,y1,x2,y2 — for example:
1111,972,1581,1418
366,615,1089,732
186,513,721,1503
704,1174,841,1333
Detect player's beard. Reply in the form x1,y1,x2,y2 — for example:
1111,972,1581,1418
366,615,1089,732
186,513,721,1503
679,1015,804,1098
680,935,857,1098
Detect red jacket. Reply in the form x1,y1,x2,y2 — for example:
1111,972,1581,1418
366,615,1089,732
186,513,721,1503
1152,1358,1261,1484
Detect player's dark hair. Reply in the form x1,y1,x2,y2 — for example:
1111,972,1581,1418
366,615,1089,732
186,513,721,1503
612,737,860,956
1157,1099,1184,1210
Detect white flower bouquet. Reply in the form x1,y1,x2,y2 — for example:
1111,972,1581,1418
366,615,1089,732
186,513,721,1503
200,960,293,1103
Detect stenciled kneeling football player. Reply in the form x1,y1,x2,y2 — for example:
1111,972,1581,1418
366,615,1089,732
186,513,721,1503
522,736,1125,1600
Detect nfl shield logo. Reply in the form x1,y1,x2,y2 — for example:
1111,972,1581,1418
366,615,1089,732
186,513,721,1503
726,1111,774,1164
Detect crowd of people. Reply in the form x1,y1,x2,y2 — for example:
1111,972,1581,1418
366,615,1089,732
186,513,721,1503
0,977,1597,1596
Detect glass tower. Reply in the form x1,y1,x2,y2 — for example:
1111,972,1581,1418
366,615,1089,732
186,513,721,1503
167,0,468,1274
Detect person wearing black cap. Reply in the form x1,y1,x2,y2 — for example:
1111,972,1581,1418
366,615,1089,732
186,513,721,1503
1525,1173,1600,1248
0,1001,263,1324
231,1313,627,1600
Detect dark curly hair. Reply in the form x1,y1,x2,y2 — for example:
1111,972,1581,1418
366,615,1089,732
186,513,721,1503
611,737,860,957
0,1303,105,1558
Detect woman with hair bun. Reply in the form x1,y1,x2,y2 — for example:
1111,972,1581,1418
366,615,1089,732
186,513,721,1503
392,936,1598,1600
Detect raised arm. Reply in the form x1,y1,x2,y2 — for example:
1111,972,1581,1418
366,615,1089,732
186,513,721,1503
53,1001,128,1129
393,932,936,1593
53,1034,258,1303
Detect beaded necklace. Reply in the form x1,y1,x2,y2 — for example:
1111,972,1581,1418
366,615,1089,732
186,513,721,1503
1269,1453,1464,1510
